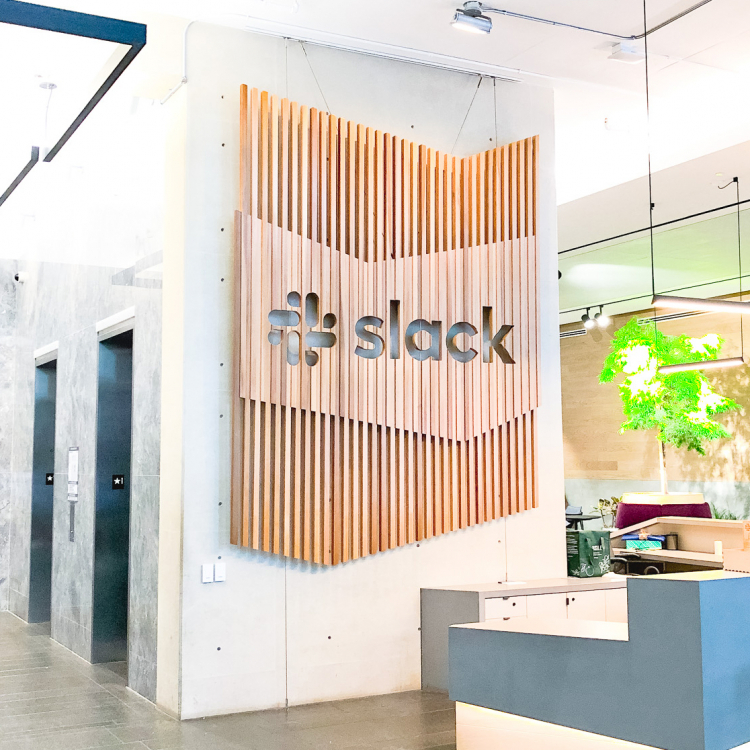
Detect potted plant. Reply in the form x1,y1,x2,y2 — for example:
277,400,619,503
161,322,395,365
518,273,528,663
595,496,622,528
599,317,739,524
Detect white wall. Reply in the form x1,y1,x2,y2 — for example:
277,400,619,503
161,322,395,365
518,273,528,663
166,23,566,719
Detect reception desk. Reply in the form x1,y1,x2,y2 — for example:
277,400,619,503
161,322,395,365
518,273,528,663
449,572,750,750
421,576,628,691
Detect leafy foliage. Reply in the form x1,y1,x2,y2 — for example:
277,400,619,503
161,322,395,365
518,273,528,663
599,317,739,454
710,503,742,520
594,496,622,527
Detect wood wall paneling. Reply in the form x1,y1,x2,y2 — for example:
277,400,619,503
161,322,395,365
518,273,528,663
231,86,541,564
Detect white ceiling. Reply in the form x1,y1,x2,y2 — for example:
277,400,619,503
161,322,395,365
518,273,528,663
7,0,750,310
558,139,750,323
19,0,750,203
0,21,123,188
105,0,750,203
102,0,750,90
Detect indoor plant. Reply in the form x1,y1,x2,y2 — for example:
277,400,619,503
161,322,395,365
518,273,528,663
595,496,622,528
600,317,739,496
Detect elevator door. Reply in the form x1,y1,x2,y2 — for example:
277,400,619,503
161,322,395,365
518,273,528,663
28,360,57,623
92,330,133,664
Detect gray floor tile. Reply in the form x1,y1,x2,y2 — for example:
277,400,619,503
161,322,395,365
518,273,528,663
0,612,456,750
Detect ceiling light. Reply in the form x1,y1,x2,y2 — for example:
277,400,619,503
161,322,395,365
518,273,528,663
608,41,645,63
452,1,492,34
594,306,611,328
652,294,750,315
582,308,595,330
658,357,745,374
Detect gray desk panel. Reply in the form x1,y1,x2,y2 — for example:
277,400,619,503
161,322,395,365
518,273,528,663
450,576,720,750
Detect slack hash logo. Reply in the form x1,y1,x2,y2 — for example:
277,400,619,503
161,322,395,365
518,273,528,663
268,292,336,367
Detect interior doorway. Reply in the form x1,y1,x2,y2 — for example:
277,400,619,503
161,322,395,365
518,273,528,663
92,329,133,665
28,359,57,623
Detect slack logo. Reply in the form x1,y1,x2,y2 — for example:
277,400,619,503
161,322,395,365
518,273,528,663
269,293,514,366
268,292,336,366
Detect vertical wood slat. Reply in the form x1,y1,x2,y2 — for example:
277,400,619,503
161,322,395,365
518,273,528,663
235,88,540,564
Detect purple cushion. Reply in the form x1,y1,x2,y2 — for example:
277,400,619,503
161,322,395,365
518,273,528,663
615,502,712,529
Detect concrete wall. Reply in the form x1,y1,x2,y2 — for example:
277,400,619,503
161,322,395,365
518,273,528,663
160,23,565,719
561,310,750,518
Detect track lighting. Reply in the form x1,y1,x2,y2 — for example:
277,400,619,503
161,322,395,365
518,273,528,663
452,2,492,33
580,306,610,331
652,294,750,316
658,357,745,374
594,306,611,328
450,1,710,41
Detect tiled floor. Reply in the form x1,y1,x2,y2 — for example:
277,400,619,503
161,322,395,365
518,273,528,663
0,612,456,750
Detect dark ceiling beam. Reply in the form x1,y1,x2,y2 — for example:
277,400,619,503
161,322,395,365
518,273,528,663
0,0,146,205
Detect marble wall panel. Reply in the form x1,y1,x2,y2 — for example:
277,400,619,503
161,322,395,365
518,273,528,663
0,262,17,612
7,307,34,621
0,472,10,611
50,324,98,662
3,258,162,699
129,474,160,701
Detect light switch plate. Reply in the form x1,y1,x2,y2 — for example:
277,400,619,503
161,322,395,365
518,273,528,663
214,562,226,582
201,564,214,583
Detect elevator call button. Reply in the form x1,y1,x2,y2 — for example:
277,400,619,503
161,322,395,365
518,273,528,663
112,475,125,490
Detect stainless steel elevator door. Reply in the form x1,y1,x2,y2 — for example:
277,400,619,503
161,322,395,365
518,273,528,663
92,330,133,664
28,361,57,623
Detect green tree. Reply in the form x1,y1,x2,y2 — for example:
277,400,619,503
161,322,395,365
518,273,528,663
599,317,739,494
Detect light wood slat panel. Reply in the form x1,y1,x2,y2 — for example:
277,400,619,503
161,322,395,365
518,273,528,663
376,130,389,550
367,127,378,555
395,140,406,547
349,120,360,561
436,155,446,535
331,114,342,564
231,211,244,546
234,88,540,564
386,135,398,549
313,111,325,565
430,151,441,537
343,122,354,562
417,144,427,540
302,107,313,562
448,157,459,533
404,142,415,544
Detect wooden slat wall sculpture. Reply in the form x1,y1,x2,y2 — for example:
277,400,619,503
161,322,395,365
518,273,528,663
231,86,540,565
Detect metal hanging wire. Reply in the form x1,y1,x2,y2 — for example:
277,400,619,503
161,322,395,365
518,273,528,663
641,0,659,345
300,41,331,113
452,75,483,154
719,176,744,359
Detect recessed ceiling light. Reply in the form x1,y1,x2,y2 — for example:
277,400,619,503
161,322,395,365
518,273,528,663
608,41,645,63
